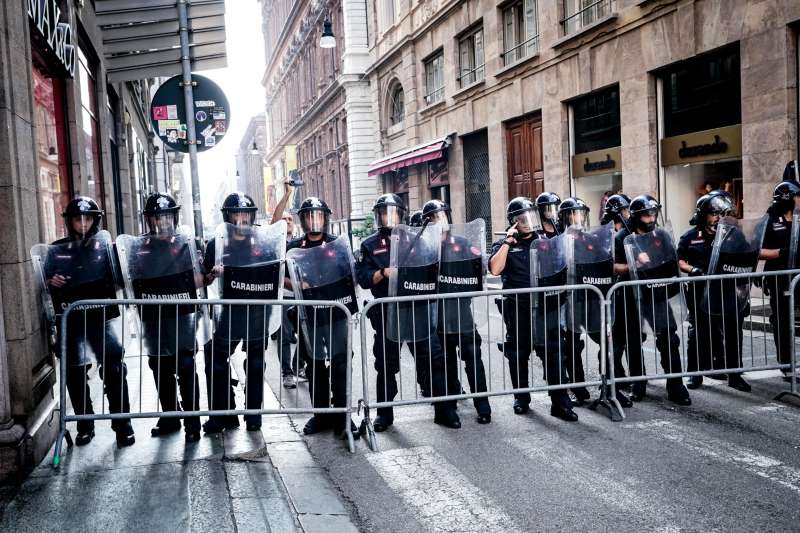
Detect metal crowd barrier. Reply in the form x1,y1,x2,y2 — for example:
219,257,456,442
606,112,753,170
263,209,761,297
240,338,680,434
54,298,356,467
606,269,800,402
358,285,620,451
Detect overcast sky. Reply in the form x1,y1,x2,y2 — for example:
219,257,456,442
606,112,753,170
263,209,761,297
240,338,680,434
195,0,266,221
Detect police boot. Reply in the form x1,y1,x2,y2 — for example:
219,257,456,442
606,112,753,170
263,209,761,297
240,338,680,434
303,415,334,435
203,416,240,434
75,420,95,446
602,386,632,408
727,373,751,392
151,418,181,437
550,404,579,422
630,381,647,402
114,421,135,447
433,408,461,429
571,387,591,406
333,417,361,441
666,379,692,406
513,399,530,415
687,376,703,389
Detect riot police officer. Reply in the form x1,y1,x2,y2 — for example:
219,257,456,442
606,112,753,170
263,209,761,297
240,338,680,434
536,192,562,237
408,210,424,227
600,194,631,231
203,193,284,433
679,192,749,391
288,197,357,437
622,195,691,405
36,197,135,446
760,180,800,381
356,194,461,432
126,193,204,442
423,199,491,424
489,197,577,421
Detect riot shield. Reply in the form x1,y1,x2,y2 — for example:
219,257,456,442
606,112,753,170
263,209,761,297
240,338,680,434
702,215,767,315
624,227,686,333
789,207,800,269
530,235,568,338
286,235,359,359
116,228,206,355
564,223,614,333
213,221,287,340
438,219,487,334
30,230,123,365
387,223,443,342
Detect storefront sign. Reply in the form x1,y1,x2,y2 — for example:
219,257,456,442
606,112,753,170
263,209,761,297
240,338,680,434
661,124,742,167
572,146,621,178
28,0,75,77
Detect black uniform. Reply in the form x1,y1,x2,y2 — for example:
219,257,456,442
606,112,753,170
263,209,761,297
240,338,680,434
489,235,572,410
203,236,278,427
357,229,456,423
762,213,797,365
49,237,132,438
288,234,350,429
438,234,491,417
612,228,644,385
136,236,202,435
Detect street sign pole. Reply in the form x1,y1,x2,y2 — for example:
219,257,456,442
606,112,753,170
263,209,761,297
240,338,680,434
177,0,203,237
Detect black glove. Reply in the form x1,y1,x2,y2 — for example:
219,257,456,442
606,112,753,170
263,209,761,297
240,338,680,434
689,267,704,277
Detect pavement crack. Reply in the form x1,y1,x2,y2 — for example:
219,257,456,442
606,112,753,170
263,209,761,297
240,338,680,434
221,462,240,533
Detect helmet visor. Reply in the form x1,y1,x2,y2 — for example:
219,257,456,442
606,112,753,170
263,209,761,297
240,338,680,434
539,204,558,221
619,207,630,220
375,205,404,229
68,214,97,239
707,196,734,216
565,209,589,229
148,213,177,236
228,210,254,227
428,210,451,230
301,210,328,234
512,210,540,234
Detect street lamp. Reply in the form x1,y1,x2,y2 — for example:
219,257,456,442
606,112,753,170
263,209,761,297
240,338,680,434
320,17,335,48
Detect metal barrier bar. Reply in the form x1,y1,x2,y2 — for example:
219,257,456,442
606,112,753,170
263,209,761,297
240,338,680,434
358,284,615,451
53,298,356,468
775,273,800,403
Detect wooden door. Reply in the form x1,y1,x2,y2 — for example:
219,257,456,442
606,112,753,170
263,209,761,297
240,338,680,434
506,114,543,199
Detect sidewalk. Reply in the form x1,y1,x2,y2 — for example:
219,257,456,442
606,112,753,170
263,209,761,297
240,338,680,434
0,380,359,533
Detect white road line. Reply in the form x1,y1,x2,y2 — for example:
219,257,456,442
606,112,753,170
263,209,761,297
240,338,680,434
630,420,800,496
365,446,521,533
509,436,679,528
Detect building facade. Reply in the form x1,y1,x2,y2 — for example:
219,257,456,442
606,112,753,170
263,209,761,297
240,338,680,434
365,0,800,238
235,114,274,222
260,0,377,220
0,0,166,479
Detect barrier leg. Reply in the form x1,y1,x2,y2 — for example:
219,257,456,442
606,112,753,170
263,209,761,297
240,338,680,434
776,277,800,405
359,401,378,451
589,299,624,421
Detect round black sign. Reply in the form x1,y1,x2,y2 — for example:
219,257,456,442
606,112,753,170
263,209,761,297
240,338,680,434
149,74,230,153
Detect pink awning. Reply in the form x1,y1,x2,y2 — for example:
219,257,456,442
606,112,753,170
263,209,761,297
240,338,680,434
367,135,451,177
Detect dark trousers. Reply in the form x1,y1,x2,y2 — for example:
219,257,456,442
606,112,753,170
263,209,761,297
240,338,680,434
143,319,201,432
298,318,350,427
204,335,268,425
441,331,491,415
63,321,131,434
278,305,298,376
500,295,571,409
767,275,799,365
611,288,641,381
369,308,455,420
687,309,746,374
634,301,685,394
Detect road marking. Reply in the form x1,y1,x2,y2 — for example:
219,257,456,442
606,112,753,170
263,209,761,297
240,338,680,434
365,446,521,533
630,420,800,496
509,435,680,528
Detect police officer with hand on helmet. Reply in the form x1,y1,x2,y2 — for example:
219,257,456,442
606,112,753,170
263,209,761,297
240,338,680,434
37,197,135,447
760,179,800,382
356,194,461,432
489,197,578,421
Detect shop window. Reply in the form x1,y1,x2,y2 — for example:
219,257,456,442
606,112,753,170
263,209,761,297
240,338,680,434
33,64,71,243
502,0,538,67
458,26,485,87
77,47,105,210
424,52,445,106
562,0,615,36
572,85,621,154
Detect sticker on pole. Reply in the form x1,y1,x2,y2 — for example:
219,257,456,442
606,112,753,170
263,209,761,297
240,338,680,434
149,74,230,153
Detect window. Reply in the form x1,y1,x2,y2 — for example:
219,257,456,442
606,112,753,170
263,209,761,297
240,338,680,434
380,0,396,30
424,52,445,106
572,85,621,154
389,84,404,125
502,0,538,67
77,47,105,210
458,27,485,87
562,0,615,36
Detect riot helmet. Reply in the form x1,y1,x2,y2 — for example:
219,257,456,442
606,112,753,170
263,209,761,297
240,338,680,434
422,199,452,230
373,193,406,230
297,197,331,235
558,197,590,230
408,210,424,227
693,191,734,232
629,194,662,234
143,192,180,235
535,192,561,225
506,197,540,237
62,196,103,239
600,193,630,226
771,180,800,214
221,192,258,226
782,160,800,183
